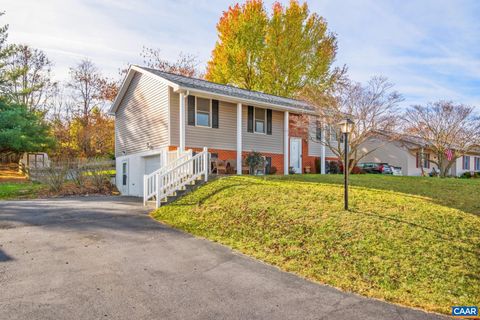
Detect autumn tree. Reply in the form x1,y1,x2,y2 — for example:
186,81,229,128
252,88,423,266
63,59,115,158
140,46,201,77
2,44,57,112
206,0,342,97
207,0,267,90
304,76,403,172
403,101,480,177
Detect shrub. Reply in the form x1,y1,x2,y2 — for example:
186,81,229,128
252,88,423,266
40,164,68,192
85,160,113,191
327,161,340,174
246,151,265,175
460,172,473,179
66,160,88,188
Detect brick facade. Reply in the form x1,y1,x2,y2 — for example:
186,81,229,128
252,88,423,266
167,112,342,175
169,146,284,175
288,113,320,173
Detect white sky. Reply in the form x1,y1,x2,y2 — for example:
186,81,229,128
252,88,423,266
2,0,479,109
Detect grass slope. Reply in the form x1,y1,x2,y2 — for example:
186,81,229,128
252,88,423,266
0,182,44,200
152,175,480,315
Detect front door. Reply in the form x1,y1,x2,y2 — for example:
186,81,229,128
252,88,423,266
121,160,128,195
290,137,302,174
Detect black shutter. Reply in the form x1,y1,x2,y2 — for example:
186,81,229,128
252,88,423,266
266,109,272,135
187,96,195,126
316,121,322,141
212,100,219,128
247,106,254,133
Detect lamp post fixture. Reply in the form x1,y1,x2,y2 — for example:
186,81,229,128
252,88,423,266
338,118,354,210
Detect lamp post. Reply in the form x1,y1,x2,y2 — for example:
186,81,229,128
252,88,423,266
338,118,354,210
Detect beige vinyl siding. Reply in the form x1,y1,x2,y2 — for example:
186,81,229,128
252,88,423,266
242,107,284,154
115,72,169,156
170,89,284,154
170,89,237,150
308,139,337,158
307,116,338,158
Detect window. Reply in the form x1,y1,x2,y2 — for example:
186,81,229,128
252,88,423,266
315,121,322,141
416,152,430,168
463,156,470,170
122,162,127,186
196,97,211,127
327,126,337,141
254,107,266,133
475,157,480,171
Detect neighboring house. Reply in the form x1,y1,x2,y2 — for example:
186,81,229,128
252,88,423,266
110,66,339,197
359,133,480,176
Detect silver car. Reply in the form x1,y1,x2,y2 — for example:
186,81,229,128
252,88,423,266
391,166,402,176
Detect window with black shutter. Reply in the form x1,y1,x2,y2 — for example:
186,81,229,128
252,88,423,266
196,97,211,127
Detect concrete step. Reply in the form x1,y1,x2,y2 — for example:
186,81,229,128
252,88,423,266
146,175,219,208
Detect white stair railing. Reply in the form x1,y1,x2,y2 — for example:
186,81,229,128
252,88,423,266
144,148,208,207
143,149,192,205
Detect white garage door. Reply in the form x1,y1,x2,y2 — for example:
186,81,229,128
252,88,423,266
144,155,161,175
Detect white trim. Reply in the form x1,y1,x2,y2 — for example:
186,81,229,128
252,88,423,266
179,92,186,151
290,137,302,174
237,103,242,175
173,87,315,115
119,146,169,159
109,65,314,115
121,159,129,195
284,111,289,175
167,84,171,145
321,122,326,174
109,65,181,114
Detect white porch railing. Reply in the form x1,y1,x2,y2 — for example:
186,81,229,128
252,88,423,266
143,148,208,207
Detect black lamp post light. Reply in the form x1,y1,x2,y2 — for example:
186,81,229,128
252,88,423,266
338,118,354,210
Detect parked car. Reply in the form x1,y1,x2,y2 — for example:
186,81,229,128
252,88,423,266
358,162,393,174
391,166,402,176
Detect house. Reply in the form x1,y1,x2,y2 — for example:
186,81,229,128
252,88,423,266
359,133,480,176
109,66,339,199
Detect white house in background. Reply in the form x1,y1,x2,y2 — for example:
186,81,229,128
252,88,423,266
109,65,339,203
359,133,480,176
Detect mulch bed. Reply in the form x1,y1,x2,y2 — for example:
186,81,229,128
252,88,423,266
38,181,119,198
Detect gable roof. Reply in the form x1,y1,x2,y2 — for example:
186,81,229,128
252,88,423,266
110,65,315,114
374,130,480,154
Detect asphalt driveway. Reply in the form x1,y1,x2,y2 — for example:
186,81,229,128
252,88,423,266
0,196,446,320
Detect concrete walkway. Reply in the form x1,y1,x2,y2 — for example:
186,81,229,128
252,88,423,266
0,196,446,320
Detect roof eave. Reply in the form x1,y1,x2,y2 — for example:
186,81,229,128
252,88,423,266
172,86,316,115
109,65,182,115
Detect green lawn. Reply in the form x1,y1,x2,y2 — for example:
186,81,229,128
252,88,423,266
0,182,45,200
152,174,480,315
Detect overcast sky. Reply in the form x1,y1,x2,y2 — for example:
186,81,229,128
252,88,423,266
2,0,479,108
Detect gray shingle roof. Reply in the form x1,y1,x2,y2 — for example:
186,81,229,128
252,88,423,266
138,66,314,112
